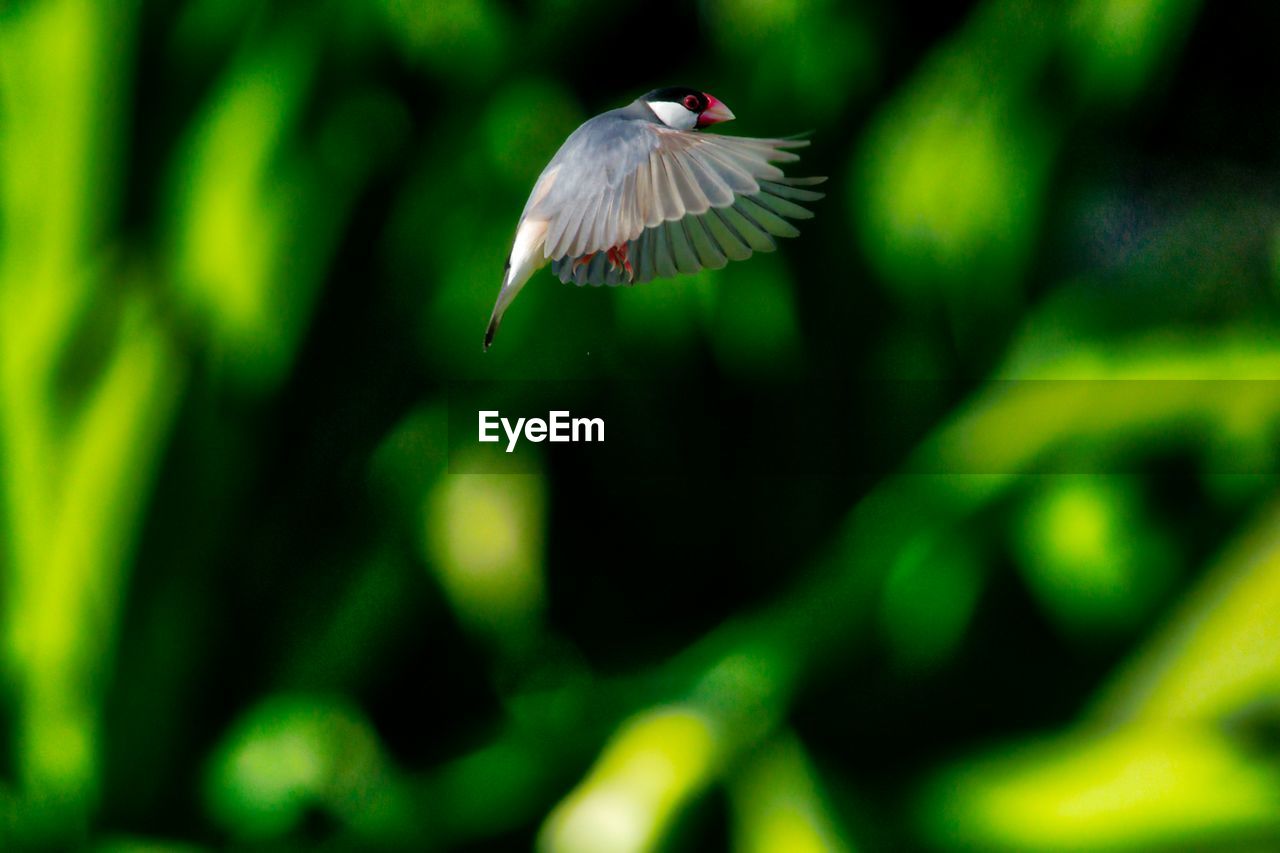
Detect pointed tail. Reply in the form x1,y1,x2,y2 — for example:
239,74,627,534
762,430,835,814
483,263,514,352
483,310,501,351
483,218,548,351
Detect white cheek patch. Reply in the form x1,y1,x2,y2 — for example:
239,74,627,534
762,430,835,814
647,100,698,130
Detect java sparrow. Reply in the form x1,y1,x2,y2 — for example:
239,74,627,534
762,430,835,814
484,87,825,349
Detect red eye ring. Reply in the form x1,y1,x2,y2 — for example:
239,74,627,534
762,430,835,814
683,94,700,111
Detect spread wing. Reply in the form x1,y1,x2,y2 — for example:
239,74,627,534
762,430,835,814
523,117,824,286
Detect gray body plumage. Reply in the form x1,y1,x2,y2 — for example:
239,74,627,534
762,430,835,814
485,93,824,346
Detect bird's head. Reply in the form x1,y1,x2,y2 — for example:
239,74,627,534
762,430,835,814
642,87,735,131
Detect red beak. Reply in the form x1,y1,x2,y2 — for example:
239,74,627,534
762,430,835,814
696,94,735,128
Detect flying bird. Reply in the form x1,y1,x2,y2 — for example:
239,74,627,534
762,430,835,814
484,87,825,349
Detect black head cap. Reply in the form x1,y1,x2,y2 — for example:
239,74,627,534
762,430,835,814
641,87,708,111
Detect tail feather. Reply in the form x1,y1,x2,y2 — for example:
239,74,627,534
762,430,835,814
483,311,501,351
483,218,548,351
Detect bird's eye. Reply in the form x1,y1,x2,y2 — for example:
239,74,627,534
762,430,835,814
683,94,700,111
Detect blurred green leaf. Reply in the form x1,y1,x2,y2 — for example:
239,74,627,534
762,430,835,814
165,33,317,387
853,1,1056,309
205,695,411,840
423,456,547,645
920,725,1280,851
1012,475,1176,639
879,528,985,672
704,0,877,122
730,734,852,853
539,706,723,853
0,0,182,836
1093,498,1280,723
379,0,510,80
1063,0,1202,106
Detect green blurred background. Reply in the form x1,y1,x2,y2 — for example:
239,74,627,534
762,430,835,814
4,0,1280,849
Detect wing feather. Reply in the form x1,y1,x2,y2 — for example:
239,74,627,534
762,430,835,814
734,195,801,238
652,221,678,279
682,152,735,207
717,203,777,253
661,151,712,216
691,146,761,194
698,138,786,181
752,188,816,221
660,220,691,274
587,190,613,255
637,228,656,283
759,178,826,201
704,207,753,261
542,117,824,286
633,158,653,228
598,185,621,252
653,152,689,222
685,215,728,270
564,192,598,259
619,169,640,241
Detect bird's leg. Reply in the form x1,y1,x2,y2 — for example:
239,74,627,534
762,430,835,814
573,252,596,270
606,244,634,282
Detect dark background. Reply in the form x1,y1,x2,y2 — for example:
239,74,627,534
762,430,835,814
2,0,1280,849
